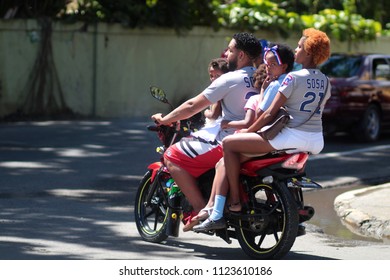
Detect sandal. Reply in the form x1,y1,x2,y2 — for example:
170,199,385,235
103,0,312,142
227,202,242,213
195,207,213,221
182,207,213,232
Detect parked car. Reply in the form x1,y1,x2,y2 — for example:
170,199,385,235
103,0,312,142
320,53,390,142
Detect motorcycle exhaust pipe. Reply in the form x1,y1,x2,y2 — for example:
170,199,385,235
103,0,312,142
299,206,315,223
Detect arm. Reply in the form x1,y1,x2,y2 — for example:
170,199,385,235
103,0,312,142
152,94,212,125
261,75,277,92
221,109,255,129
204,101,222,120
254,75,276,119
247,92,287,133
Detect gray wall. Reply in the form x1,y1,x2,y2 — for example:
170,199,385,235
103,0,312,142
1,20,389,118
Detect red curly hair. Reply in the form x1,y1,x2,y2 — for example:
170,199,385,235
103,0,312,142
303,28,331,66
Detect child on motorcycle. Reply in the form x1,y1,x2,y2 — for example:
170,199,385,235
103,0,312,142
204,58,229,125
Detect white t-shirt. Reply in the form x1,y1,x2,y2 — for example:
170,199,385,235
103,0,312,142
203,66,259,141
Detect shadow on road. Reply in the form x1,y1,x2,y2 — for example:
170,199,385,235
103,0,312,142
0,118,158,259
1,118,388,259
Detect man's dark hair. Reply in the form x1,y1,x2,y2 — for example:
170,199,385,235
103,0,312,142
268,43,295,73
232,33,262,60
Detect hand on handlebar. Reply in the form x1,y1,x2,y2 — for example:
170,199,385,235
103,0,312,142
151,113,164,124
151,113,174,126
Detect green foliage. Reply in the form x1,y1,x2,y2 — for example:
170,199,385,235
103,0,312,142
301,9,382,42
383,23,390,36
0,0,388,42
212,0,385,42
213,0,303,37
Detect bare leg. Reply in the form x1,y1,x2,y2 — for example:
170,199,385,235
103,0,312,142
165,159,205,213
223,133,274,203
192,158,226,219
213,158,229,197
195,158,230,228
202,182,216,209
193,133,275,232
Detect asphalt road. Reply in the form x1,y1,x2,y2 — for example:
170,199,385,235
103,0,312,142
0,117,389,260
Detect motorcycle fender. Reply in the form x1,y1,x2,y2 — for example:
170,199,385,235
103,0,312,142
148,162,163,182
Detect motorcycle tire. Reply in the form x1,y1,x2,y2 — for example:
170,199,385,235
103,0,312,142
235,181,299,259
134,170,169,243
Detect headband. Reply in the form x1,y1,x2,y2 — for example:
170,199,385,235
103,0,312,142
263,45,283,65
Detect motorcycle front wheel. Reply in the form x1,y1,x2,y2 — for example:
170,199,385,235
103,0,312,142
134,170,169,243
236,181,299,259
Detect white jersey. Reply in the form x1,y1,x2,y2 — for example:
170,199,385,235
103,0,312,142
203,66,259,141
279,68,331,133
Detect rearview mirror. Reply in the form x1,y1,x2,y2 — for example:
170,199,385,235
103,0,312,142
150,86,168,104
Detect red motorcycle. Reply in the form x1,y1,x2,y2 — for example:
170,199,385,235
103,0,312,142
134,87,322,259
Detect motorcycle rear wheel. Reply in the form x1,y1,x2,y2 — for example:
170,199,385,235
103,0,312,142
236,182,299,259
134,170,169,243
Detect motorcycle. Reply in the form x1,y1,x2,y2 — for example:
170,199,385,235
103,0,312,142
134,86,322,259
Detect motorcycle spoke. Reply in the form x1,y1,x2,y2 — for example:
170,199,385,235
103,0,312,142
153,213,159,231
144,205,164,225
257,233,266,247
144,209,156,219
273,231,279,242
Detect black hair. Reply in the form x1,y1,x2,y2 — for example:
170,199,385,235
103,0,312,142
208,58,229,73
232,33,262,60
268,42,295,73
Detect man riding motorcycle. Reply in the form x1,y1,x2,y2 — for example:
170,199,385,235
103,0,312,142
151,32,261,231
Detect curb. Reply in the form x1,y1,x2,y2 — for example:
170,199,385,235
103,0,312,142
334,183,390,241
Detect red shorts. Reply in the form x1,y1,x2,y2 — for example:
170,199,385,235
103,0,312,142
164,137,223,178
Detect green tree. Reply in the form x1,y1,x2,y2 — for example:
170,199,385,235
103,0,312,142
0,0,387,118
210,0,382,43
2,0,387,39
273,0,389,28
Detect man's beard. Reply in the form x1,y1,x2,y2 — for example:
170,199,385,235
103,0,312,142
228,58,238,71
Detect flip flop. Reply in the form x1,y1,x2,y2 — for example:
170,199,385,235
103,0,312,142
227,202,241,213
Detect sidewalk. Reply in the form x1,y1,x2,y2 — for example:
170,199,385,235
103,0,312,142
334,183,390,241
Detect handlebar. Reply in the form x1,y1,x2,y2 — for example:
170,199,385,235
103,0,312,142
147,116,203,149
147,125,160,131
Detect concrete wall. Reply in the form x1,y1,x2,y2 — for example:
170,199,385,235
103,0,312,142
0,20,389,118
